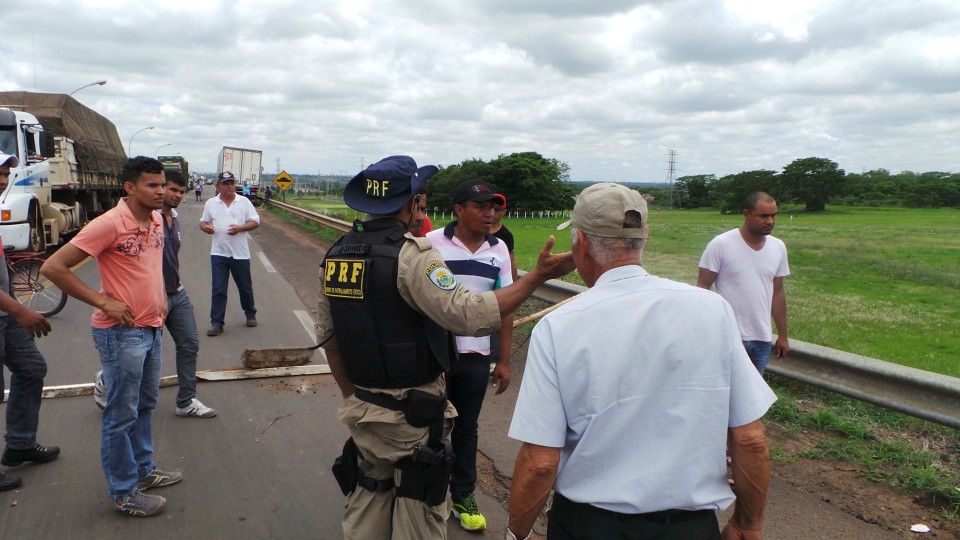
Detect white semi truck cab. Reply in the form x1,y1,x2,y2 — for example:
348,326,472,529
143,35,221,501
0,107,55,251
0,92,126,252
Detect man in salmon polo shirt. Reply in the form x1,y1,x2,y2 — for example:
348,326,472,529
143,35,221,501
41,157,183,518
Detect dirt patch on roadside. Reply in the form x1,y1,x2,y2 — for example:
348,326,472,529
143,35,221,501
766,420,959,538
257,377,325,395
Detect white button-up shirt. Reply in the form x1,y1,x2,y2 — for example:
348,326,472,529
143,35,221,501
200,194,260,259
509,265,776,514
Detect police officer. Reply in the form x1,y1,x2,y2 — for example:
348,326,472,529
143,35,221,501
318,155,573,540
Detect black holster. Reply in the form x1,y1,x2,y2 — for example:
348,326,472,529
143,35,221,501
395,439,455,506
351,387,454,504
394,390,453,505
403,389,447,428
332,437,361,496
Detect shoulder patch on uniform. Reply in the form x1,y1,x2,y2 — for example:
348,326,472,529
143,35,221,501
410,236,433,251
424,261,457,290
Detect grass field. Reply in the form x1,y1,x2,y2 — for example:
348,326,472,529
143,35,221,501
287,196,960,378
518,206,960,378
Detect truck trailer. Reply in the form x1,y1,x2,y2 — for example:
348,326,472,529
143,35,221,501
0,91,126,251
217,146,262,195
159,155,189,177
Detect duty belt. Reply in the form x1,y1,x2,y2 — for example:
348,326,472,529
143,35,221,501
353,388,446,447
353,388,406,412
358,471,394,493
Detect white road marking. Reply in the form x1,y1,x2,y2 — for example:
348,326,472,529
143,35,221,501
257,251,277,273
295,310,316,338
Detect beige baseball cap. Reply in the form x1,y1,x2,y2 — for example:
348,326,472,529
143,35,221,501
557,182,649,239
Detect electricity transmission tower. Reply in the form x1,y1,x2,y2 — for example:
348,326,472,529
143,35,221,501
665,149,680,209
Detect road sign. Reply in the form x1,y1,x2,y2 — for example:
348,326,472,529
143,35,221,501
273,170,295,192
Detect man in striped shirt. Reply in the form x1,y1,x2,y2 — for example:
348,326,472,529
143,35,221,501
425,179,513,532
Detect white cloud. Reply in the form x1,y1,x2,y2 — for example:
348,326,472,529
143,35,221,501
1,0,957,181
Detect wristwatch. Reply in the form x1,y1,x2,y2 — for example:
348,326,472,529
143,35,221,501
504,527,532,540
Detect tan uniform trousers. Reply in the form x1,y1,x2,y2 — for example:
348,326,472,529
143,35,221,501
338,380,456,540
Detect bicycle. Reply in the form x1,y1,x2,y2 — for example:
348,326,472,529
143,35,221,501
4,250,68,317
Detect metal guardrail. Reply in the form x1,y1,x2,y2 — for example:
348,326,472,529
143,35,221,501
767,340,960,429
272,201,960,429
269,199,351,234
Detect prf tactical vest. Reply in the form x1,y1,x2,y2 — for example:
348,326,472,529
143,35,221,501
322,218,455,389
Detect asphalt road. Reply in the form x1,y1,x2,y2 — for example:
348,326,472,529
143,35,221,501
0,195,909,539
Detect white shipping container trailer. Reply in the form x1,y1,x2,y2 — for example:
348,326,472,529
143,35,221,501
217,146,262,194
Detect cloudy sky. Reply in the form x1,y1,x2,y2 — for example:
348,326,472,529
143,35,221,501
2,0,958,182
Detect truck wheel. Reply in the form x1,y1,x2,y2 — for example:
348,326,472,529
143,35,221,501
77,203,88,227
28,208,45,252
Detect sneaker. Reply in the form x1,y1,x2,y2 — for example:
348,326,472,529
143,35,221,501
114,490,166,517
94,370,107,410
0,472,22,492
176,398,217,418
246,318,258,327
451,492,487,531
1,444,61,467
206,326,223,336
136,468,183,491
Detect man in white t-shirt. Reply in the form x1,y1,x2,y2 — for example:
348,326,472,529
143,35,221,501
698,192,790,374
199,171,261,336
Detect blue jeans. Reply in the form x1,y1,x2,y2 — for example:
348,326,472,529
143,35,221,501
210,255,256,326
743,340,774,375
447,353,490,500
165,290,200,407
0,316,48,450
92,325,162,500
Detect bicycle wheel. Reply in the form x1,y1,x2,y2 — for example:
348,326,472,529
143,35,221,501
10,258,68,317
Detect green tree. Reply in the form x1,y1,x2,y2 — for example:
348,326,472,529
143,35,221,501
903,172,960,208
841,169,896,206
673,174,715,208
429,159,492,210
488,152,575,211
781,157,845,211
710,170,779,213
429,152,575,212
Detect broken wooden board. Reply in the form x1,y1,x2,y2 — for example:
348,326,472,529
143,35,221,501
24,375,181,400
7,366,330,401
241,347,314,369
196,364,331,381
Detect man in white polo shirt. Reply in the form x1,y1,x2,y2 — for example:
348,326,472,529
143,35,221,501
199,171,260,336
425,179,513,532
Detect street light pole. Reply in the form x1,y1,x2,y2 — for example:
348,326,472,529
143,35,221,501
69,80,107,96
155,143,172,157
127,126,154,156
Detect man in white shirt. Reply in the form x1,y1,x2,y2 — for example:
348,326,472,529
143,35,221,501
697,192,790,374
199,171,260,336
425,180,513,532
506,183,776,540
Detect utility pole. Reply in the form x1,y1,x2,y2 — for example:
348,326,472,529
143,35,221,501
665,149,679,209
275,158,281,175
